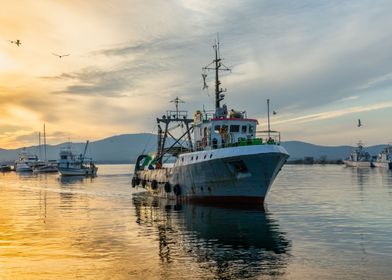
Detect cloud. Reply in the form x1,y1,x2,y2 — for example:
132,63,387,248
273,101,392,125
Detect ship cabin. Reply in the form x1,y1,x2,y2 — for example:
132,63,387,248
193,108,259,151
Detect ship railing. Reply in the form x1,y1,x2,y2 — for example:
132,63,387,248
192,132,281,151
165,110,188,119
256,130,281,144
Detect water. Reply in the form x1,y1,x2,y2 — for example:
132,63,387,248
0,164,391,279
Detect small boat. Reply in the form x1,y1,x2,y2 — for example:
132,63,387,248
374,145,392,169
0,163,12,172
58,141,97,176
33,160,59,173
15,148,39,172
343,142,374,168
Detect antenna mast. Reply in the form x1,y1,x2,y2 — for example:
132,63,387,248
202,36,231,110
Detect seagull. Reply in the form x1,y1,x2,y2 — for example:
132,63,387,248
9,39,21,46
202,73,208,90
357,119,362,127
52,53,70,58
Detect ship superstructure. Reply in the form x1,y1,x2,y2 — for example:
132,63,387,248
132,39,289,205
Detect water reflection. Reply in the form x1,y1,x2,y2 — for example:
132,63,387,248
133,194,291,279
58,175,86,185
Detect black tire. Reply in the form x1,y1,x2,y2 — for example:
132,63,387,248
164,182,171,193
131,177,136,188
135,177,140,185
141,179,146,187
151,180,158,190
173,184,181,196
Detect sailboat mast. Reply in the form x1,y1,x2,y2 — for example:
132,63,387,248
38,132,42,159
43,124,47,162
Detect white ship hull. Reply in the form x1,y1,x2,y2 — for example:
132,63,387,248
343,160,374,168
15,163,33,172
373,161,392,169
59,167,97,176
136,145,288,204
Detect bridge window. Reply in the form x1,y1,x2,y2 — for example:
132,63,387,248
214,125,220,132
230,125,240,133
248,125,254,134
242,125,247,133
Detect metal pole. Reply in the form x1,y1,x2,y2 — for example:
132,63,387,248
267,99,270,138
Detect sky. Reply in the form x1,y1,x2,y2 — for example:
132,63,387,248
0,0,391,149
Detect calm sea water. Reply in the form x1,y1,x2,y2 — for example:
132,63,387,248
0,164,391,279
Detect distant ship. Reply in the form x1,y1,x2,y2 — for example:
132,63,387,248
15,148,39,172
374,145,392,169
343,142,374,168
58,141,97,176
132,39,289,205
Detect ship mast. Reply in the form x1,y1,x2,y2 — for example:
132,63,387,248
203,36,231,111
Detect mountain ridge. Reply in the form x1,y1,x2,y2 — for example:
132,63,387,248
0,133,388,163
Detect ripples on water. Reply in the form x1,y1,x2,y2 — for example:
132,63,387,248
0,164,391,279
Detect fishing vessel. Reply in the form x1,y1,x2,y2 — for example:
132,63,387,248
132,40,289,205
343,142,374,168
58,141,97,176
374,145,392,169
15,148,39,172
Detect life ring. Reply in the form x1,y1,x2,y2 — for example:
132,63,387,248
173,184,181,196
164,182,171,193
151,180,158,190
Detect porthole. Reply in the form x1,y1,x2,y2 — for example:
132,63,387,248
210,154,213,158
204,155,207,159
196,156,198,160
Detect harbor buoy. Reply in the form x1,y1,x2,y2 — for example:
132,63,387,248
173,184,181,196
164,182,171,193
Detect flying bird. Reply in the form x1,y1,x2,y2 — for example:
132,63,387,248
52,53,70,58
9,39,21,46
202,73,208,90
273,111,277,115
357,119,362,127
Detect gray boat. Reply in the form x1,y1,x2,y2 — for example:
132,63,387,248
343,142,374,168
132,39,289,206
58,141,97,176
374,145,392,169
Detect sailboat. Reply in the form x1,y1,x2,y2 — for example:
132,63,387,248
33,124,58,173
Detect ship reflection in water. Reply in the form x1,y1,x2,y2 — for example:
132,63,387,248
133,193,291,279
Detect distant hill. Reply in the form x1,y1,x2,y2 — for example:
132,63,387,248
0,134,387,163
0,133,156,164
282,141,386,161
